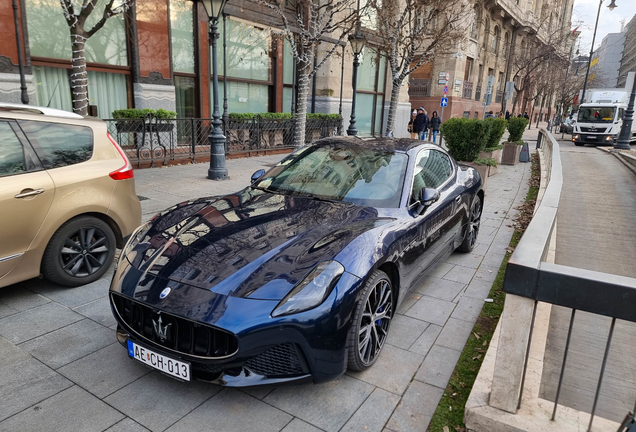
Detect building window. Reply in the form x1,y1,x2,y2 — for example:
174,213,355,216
33,66,73,113
483,19,490,49
503,32,510,57
170,0,195,74
87,71,128,118
355,48,386,136
492,26,500,54
25,0,128,66
216,18,272,113
175,76,196,118
470,6,480,40
282,39,295,113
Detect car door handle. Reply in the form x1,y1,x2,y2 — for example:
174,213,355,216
15,188,45,199
455,196,462,204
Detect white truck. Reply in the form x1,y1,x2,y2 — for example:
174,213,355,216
572,71,636,146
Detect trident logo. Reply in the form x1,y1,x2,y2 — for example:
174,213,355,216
152,314,172,343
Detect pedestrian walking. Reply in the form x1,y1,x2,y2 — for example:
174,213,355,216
420,109,429,140
505,110,510,120
485,111,495,119
413,107,427,140
429,110,441,144
523,112,529,120
407,110,417,139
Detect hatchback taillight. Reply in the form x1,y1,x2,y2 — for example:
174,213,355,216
107,132,134,180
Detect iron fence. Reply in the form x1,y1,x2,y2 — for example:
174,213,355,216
408,79,431,97
463,81,473,99
502,129,636,431
105,116,342,166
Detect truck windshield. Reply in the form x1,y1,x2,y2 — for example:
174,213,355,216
578,107,616,123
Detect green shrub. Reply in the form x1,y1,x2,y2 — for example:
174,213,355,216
483,144,504,152
440,118,490,162
484,118,507,148
112,108,176,119
474,157,497,167
306,113,342,120
507,117,528,142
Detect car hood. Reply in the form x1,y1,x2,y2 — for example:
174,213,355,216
125,188,390,300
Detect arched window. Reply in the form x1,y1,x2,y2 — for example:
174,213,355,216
492,26,500,54
483,18,490,49
503,32,510,57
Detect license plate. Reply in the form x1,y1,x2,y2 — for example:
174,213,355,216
587,136,597,139
128,340,190,381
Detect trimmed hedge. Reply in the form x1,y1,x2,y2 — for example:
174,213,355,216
484,118,508,148
112,108,177,119
507,117,528,142
474,157,497,167
440,118,491,162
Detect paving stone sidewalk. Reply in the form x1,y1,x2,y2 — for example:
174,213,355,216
0,152,530,432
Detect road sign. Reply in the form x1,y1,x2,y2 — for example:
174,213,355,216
443,86,448,94
445,72,450,81
441,97,448,107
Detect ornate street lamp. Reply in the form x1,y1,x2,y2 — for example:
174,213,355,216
615,73,635,150
607,0,617,11
201,0,229,180
346,28,366,136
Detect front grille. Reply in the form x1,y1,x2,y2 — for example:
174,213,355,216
245,343,305,377
580,127,607,133
111,293,238,359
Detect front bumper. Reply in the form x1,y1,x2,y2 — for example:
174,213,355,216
109,257,363,386
572,133,615,144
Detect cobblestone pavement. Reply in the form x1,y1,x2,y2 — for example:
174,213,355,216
0,149,530,432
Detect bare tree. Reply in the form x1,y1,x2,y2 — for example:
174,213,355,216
258,0,358,147
367,0,468,136
59,0,133,115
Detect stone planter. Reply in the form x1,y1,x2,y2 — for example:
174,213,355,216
501,142,523,165
462,162,493,188
479,148,502,164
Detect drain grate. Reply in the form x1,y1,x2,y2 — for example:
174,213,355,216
137,195,149,201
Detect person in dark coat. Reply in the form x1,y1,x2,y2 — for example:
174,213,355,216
523,112,529,120
429,110,441,143
413,107,428,139
407,110,418,139
485,110,495,119
505,110,510,120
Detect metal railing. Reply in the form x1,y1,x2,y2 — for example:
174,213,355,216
106,116,342,167
463,81,474,99
475,84,482,102
499,128,636,430
408,78,431,97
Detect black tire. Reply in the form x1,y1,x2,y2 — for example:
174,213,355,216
458,195,482,253
347,269,393,371
42,216,116,287
574,142,584,147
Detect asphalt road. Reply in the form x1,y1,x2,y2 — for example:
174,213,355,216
539,141,636,423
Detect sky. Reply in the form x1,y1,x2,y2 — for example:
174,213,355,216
572,0,636,56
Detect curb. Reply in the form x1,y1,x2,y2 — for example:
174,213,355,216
596,146,636,177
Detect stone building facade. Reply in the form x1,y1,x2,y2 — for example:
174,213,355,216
618,14,636,89
408,0,575,123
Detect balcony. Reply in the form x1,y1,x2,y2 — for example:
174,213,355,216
408,79,431,97
463,81,474,99
475,84,482,102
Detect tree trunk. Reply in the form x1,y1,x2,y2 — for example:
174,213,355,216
536,95,545,128
385,78,402,137
70,30,89,115
294,63,311,147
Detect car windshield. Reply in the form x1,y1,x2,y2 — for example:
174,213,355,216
253,144,408,208
577,107,615,123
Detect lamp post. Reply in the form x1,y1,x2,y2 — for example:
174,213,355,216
201,0,229,180
347,28,366,136
615,72,635,150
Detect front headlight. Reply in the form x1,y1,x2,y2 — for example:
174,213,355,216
121,220,152,259
271,261,345,317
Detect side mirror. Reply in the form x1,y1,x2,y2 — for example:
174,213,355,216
416,188,440,214
251,169,265,184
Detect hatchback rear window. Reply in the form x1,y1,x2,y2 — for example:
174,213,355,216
18,120,93,169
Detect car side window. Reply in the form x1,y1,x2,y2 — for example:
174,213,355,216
0,122,27,177
17,120,93,169
411,149,454,203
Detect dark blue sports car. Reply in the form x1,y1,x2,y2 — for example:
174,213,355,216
109,137,484,386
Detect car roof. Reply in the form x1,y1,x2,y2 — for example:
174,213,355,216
0,102,83,119
312,136,438,153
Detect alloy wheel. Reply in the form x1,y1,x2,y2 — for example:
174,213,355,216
358,279,393,365
467,197,482,249
59,226,110,278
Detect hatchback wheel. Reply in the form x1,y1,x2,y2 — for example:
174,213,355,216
42,216,116,287
459,195,481,253
347,270,393,371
